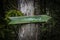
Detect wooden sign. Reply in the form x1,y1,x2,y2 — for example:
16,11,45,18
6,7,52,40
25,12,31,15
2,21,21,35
8,15,51,24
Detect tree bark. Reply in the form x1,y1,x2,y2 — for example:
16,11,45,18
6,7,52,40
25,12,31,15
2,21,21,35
18,0,41,40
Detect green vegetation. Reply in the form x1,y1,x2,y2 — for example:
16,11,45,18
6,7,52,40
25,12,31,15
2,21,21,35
5,10,23,23
0,9,23,40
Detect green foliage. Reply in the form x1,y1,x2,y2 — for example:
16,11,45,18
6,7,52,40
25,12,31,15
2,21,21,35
4,10,24,24
5,10,23,17
0,10,24,40
4,10,23,40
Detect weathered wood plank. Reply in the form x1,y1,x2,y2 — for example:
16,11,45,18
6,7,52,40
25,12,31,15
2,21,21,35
8,15,51,24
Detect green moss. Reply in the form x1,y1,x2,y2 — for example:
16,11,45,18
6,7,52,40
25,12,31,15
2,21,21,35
5,10,23,17
5,10,24,23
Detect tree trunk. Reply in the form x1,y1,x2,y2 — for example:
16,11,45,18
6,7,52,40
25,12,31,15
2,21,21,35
18,0,41,40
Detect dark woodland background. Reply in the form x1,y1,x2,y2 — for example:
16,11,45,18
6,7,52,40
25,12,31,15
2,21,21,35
0,0,60,40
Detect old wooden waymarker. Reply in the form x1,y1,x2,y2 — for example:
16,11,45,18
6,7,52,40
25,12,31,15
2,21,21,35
8,15,51,24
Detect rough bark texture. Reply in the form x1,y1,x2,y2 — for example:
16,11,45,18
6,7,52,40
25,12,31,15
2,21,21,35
18,0,41,40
